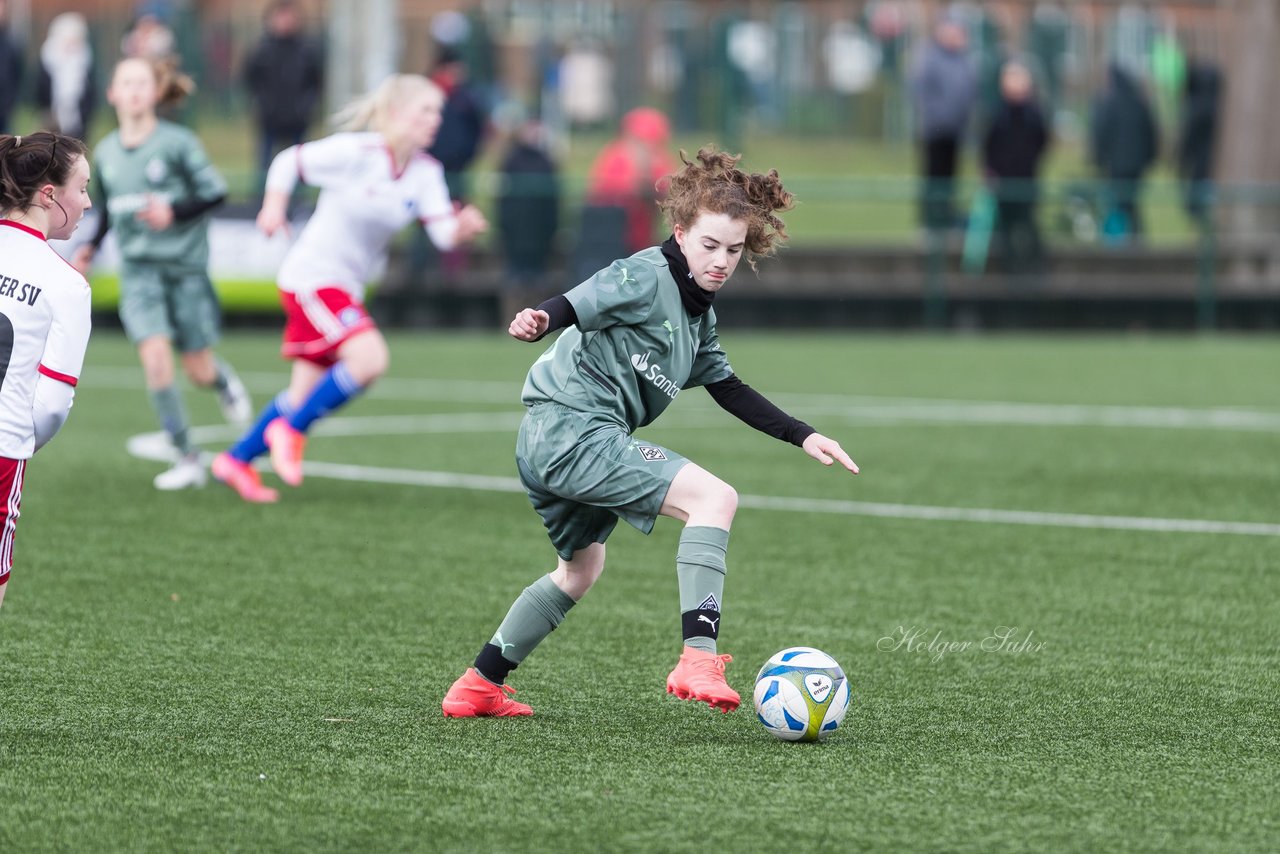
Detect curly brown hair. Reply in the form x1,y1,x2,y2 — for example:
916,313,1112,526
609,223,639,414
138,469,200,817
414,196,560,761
659,146,795,270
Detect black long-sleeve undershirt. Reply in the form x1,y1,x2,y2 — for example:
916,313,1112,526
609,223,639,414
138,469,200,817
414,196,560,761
705,375,815,447
530,295,814,446
533,294,576,338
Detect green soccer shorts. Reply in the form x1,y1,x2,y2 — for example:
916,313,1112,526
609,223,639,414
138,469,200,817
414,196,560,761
515,402,691,560
118,261,222,352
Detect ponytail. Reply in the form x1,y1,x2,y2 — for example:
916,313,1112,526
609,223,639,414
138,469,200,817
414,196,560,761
0,132,89,216
330,74,441,134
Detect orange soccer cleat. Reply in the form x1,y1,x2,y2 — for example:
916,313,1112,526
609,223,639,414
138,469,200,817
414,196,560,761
264,418,307,487
211,452,279,504
442,668,533,718
666,647,740,713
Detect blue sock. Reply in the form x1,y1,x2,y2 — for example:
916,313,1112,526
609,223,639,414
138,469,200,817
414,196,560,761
229,392,293,463
287,363,364,434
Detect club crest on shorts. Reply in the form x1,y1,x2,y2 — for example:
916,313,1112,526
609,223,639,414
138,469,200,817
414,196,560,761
636,444,667,462
338,307,363,327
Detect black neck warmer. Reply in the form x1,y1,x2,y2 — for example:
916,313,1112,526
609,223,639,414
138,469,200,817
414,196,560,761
661,235,715,317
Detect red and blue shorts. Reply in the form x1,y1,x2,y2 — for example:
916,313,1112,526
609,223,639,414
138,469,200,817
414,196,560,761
0,457,27,586
280,287,377,368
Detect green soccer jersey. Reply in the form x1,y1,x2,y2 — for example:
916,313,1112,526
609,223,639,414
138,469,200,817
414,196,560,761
522,247,734,432
92,120,227,267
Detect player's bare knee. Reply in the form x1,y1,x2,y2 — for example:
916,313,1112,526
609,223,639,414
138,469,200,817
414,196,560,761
705,481,738,525
344,338,389,385
553,545,605,599
182,354,216,387
721,482,740,519
139,341,174,388
693,477,736,516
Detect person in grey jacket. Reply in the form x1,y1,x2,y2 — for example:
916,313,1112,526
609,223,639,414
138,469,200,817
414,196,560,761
910,13,977,231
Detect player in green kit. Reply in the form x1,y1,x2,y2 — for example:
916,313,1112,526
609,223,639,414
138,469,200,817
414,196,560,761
443,147,859,718
73,58,251,490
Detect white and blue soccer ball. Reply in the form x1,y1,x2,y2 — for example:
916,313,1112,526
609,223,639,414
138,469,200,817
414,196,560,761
752,647,850,742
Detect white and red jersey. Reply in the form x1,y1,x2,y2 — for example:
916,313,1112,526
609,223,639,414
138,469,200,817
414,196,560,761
0,220,91,460
266,132,459,301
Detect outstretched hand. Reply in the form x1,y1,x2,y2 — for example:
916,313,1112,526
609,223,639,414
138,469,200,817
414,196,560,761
509,308,550,342
256,191,290,237
454,204,489,243
70,244,95,277
135,195,174,231
802,432,859,474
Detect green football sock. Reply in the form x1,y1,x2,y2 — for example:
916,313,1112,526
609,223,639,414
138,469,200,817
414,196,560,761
488,574,577,665
677,526,730,653
148,385,193,455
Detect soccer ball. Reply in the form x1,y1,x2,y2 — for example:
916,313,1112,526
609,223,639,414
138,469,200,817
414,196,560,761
752,647,850,742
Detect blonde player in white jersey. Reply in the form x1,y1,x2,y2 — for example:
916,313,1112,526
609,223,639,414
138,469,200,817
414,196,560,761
0,131,93,611
213,74,487,503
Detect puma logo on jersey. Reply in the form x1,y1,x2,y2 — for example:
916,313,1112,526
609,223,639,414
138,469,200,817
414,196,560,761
662,319,679,342
618,267,637,287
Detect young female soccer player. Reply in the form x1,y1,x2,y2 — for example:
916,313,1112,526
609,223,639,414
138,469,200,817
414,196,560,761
443,147,859,717
72,57,252,491
212,74,487,503
0,131,93,611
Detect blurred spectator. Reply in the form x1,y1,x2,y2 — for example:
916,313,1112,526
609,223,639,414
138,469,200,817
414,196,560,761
1178,61,1223,226
1090,63,1157,242
0,0,22,134
910,12,977,231
242,0,325,195
983,61,1050,276
1027,2,1069,120
559,41,613,130
497,117,560,287
35,13,97,142
585,107,675,255
121,11,176,61
427,44,489,204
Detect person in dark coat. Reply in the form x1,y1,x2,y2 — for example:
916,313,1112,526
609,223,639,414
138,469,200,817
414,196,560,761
1178,61,1223,226
497,119,560,286
242,0,325,194
0,0,22,134
983,60,1050,275
427,45,489,204
1090,63,1157,241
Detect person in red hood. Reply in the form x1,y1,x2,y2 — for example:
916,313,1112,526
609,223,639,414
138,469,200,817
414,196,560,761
586,107,676,253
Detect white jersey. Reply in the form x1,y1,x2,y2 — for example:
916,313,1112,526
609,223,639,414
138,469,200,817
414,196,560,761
266,132,459,300
0,220,92,459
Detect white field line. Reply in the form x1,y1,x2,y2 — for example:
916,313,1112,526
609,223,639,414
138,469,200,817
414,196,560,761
86,366,1280,432
124,414,1280,538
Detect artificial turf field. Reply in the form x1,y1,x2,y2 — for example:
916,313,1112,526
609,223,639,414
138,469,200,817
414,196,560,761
1,330,1277,852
